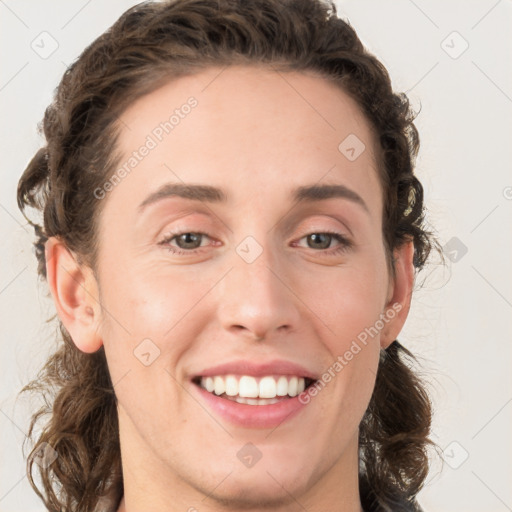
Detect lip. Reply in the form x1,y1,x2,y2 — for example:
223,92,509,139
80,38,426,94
192,382,313,429
189,359,319,429
190,359,320,380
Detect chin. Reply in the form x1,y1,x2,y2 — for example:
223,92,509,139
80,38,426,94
207,474,309,509
205,456,315,507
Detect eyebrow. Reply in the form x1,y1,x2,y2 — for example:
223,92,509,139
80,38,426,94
138,182,369,213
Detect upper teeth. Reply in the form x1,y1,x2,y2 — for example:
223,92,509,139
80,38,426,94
200,375,306,398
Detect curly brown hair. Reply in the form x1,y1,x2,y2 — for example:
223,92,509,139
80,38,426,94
17,0,440,511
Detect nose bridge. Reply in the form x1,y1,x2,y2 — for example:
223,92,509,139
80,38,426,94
216,235,299,339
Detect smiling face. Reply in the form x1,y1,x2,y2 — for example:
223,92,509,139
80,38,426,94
51,65,414,510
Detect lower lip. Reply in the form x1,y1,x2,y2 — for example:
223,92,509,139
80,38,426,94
192,383,312,429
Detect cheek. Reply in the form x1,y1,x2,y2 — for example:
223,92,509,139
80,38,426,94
298,253,387,406
98,272,210,427
98,265,218,376
298,258,388,343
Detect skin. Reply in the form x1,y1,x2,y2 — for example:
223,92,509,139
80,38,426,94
45,66,414,512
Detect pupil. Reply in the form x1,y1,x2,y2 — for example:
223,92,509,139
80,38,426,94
309,233,330,249
179,233,200,248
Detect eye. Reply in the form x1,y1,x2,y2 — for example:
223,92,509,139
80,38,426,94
158,230,353,257
158,231,212,255
295,231,353,255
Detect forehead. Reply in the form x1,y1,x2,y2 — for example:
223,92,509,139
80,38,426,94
117,65,377,153
106,65,382,220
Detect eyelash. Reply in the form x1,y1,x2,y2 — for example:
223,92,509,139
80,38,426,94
158,229,353,256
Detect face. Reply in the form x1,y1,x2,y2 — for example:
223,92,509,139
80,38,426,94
53,66,413,509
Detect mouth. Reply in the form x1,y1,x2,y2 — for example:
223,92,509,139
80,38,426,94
191,374,317,406
189,359,320,428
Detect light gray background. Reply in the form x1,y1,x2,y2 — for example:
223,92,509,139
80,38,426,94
1,1,511,511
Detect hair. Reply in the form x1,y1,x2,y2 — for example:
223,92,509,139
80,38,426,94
17,0,441,511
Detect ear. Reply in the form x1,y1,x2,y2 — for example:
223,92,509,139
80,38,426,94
380,240,415,349
45,236,103,353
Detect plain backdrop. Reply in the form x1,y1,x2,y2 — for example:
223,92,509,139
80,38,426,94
1,1,511,511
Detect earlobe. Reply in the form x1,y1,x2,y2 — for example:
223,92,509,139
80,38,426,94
45,237,104,353
380,240,415,349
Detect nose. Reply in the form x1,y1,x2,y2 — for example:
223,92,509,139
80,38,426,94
216,246,301,342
